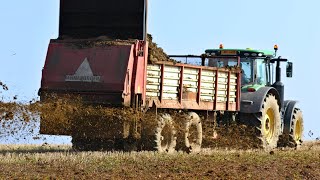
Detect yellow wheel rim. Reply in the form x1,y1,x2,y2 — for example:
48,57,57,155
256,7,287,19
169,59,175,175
294,117,302,141
264,108,275,143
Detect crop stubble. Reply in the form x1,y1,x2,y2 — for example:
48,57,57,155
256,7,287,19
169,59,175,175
0,143,319,179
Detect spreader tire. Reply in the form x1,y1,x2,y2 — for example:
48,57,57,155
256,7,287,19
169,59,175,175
184,112,203,153
154,113,177,153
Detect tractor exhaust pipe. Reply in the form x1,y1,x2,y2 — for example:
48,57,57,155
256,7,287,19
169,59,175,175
271,57,287,107
276,60,281,82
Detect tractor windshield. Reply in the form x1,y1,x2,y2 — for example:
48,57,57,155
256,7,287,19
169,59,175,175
207,57,268,85
240,58,268,85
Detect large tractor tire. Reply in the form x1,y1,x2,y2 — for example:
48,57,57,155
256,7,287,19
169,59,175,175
289,108,304,147
184,112,203,153
258,94,282,150
240,94,282,150
154,113,177,153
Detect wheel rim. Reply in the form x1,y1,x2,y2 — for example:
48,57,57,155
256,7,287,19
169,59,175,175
264,108,275,143
294,117,303,141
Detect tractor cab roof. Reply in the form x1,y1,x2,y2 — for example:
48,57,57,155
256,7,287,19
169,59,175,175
205,48,275,58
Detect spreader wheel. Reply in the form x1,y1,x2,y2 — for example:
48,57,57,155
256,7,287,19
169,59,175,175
184,112,203,153
154,113,177,153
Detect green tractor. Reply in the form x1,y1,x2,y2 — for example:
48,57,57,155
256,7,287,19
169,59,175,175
202,45,303,149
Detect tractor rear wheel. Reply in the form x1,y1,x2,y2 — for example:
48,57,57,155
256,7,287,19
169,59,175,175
258,94,281,150
240,94,282,150
290,108,304,147
184,112,203,153
154,113,177,153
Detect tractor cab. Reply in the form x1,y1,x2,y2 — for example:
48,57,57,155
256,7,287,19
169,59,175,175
204,45,293,91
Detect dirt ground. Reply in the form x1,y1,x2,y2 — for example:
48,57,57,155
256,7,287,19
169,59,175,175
0,141,319,180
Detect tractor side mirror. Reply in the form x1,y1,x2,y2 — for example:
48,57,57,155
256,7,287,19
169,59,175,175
286,62,293,78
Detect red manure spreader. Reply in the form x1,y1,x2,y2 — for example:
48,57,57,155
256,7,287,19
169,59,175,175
39,0,303,152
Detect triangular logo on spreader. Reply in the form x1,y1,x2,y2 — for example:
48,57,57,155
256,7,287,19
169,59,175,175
74,58,94,76
65,58,101,82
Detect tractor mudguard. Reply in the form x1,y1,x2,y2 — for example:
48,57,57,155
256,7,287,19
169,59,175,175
283,100,298,134
240,87,280,114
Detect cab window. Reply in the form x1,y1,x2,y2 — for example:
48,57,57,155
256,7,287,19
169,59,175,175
256,59,267,85
207,58,238,67
240,58,253,85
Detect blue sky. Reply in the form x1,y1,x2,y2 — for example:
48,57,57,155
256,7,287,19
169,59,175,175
0,0,319,143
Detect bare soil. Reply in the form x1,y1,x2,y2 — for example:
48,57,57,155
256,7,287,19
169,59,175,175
0,142,319,179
